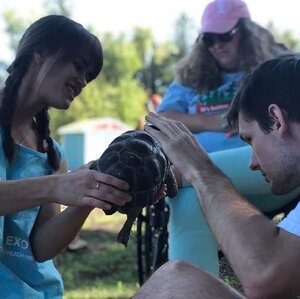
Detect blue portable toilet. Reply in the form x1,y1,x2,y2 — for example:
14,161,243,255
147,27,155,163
58,117,132,170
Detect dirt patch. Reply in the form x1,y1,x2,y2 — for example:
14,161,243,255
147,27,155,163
219,256,244,294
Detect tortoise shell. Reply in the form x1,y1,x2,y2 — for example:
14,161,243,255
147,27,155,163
90,130,178,245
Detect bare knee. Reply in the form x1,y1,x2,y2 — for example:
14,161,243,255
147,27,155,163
159,260,187,271
134,260,245,299
161,259,197,270
160,259,208,275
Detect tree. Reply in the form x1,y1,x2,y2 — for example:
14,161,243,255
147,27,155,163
0,10,32,84
267,21,300,52
0,6,205,137
0,62,8,85
132,27,178,95
43,0,73,17
101,32,143,84
173,13,196,59
2,10,31,52
0,0,74,83
132,27,156,92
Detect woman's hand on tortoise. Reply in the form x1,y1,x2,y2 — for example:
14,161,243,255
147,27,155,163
52,169,132,210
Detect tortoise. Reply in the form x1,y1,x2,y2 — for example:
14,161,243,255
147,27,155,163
90,130,178,246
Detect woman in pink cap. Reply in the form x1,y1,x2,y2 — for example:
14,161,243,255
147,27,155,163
156,0,293,277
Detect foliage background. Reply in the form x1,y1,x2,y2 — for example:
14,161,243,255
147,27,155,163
1,0,300,138
0,0,197,139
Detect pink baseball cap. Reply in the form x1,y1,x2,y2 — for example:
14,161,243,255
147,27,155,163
199,0,251,34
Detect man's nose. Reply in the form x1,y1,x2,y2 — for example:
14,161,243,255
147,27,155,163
249,152,259,171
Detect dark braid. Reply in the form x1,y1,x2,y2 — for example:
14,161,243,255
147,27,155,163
35,108,60,170
1,54,32,163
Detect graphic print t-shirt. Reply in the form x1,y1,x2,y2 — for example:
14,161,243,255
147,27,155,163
158,72,246,153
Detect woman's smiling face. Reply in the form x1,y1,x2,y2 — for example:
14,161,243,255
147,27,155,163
32,51,93,110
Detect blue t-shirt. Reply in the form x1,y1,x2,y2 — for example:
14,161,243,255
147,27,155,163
0,133,64,299
158,72,246,153
278,202,300,237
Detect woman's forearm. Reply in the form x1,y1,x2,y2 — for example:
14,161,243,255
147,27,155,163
0,176,57,215
30,205,93,261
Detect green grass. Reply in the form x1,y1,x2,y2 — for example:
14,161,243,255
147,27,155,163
54,210,245,298
54,210,139,299
56,210,299,299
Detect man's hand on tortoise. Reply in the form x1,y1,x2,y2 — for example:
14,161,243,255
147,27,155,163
145,113,213,184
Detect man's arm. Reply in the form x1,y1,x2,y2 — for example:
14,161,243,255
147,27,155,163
145,113,300,299
191,164,300,298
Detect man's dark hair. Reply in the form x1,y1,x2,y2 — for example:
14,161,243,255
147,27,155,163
227,54,300,133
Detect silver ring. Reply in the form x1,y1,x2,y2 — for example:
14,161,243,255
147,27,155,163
96,182,100,189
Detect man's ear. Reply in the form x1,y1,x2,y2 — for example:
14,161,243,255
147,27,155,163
268,104,289,135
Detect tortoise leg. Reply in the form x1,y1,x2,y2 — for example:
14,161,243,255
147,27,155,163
118,206,143,246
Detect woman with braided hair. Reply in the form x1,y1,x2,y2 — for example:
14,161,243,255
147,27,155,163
0,15,132,298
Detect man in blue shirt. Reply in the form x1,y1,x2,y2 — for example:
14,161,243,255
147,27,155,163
133,54,300,298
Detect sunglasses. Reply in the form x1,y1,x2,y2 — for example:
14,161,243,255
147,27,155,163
202,27,238,48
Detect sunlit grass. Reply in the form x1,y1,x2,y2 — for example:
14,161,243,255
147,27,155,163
62,282,137,299
55,209,256,298
54,210,139,299
82,209,127,231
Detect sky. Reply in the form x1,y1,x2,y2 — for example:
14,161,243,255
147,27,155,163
0,0,300,63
